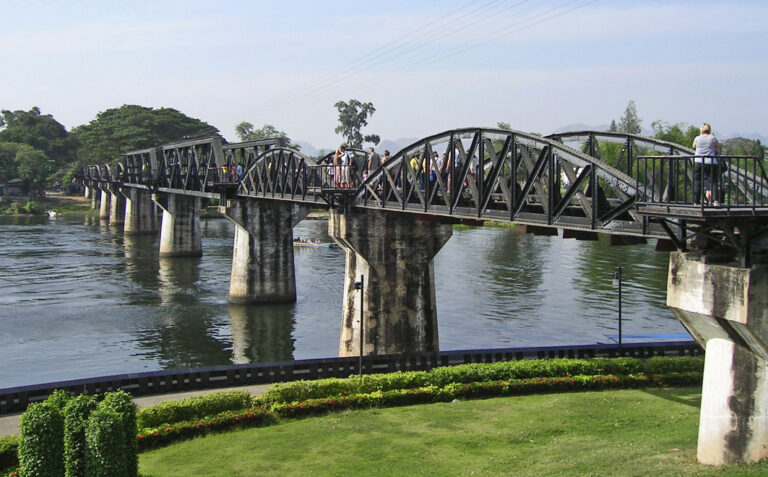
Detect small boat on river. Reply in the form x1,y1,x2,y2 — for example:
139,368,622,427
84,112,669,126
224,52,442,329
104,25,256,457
293,239,336,248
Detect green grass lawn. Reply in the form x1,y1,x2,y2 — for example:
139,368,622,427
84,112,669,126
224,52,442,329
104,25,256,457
139,387,768,476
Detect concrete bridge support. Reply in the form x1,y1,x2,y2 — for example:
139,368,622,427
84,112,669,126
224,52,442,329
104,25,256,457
123,188,157,235
98,189,111,219
109,188,126,226
329,209,453,357
667,251,768,465
155,194,202,257
221,198,309,304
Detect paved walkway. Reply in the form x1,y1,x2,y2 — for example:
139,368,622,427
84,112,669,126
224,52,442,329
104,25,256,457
0,384,272,438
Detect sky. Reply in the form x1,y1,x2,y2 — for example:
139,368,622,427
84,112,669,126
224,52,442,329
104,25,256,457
1,0,766,150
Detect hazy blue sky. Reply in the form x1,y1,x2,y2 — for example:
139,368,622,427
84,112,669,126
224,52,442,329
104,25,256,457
2,0,766,148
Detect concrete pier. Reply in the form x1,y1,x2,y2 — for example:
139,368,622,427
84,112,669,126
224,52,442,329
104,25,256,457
667,251,768,465
222,199,309,304
109,188,126,225
124,188,157,235
98,189,111,219
156,194,202,257
329,209,453,356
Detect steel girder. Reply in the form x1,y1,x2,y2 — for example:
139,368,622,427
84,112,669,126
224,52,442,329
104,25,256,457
351,127,664,238
237,147,330,205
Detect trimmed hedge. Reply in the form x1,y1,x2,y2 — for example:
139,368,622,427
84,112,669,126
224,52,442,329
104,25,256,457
64,394,97,477
137,390,252,429
262,356,704,404
271,371,703,419
18,402,65,477
85,409,131,477
0,435,18,474
137,408,275,450
97,391,137,477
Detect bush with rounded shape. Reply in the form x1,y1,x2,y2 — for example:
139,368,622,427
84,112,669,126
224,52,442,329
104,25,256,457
98,391,137,477
45,389,72,411
0,435,19,474
64,394,98,477
85,409,130,477
18,402,64,477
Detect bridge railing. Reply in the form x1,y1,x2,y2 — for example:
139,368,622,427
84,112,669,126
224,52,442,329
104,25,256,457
636,155,768,209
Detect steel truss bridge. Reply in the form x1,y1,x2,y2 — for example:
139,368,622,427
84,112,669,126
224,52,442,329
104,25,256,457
81,127,768,266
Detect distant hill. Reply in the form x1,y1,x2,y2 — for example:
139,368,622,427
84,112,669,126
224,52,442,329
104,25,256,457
377,137,419,154
722,131,767,143
293,141,319,157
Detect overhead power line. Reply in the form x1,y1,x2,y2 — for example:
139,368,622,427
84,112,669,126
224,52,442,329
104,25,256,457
257,0,599,113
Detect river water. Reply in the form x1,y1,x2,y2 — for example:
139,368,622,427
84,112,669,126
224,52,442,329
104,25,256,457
0,214,688,388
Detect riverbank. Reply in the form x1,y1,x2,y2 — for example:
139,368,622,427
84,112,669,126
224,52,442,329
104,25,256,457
0,193,93,216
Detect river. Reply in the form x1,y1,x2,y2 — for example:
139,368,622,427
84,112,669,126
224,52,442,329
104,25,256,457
0,214,688,388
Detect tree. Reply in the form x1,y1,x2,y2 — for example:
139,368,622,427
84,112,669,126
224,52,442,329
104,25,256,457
234,122,295,148
334,99,380,148
617,100,641,134
0,141,20,184
651,121,699,148
497,121,512,131
0,107,77,167
15,144,53,195
71,105,219,165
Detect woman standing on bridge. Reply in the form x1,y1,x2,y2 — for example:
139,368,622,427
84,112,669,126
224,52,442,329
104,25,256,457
692,123,721,206
333,146,345,188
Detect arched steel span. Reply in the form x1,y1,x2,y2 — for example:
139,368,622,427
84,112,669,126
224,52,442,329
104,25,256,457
347,127,662,238
236,147,330,206
550,130,768,210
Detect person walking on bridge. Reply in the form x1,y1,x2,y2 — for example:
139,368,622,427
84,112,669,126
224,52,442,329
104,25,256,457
367,147,381,188
692,123,721,206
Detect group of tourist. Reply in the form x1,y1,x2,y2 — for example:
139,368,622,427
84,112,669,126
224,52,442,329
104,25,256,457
331,146,391,188
221,163,244,183
331,122,722,207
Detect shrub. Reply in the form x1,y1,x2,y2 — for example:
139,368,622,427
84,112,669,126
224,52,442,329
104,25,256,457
270,372,703,421
64,395,98,477
98,391,137,477
263,357,681,403
0,435,19,474
18,402,65,477
46,389,73,411
137,390,253,429
644,356,703,374
85,409,131,477
137,408,275,451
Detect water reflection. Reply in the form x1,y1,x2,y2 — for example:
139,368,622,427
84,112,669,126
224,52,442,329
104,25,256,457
158,257,202,307
0,214,688,388
123,234,161,298
229,304,295,364
571,235,676,337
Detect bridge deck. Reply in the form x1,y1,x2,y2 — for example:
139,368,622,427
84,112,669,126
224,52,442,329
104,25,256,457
638,204,768,219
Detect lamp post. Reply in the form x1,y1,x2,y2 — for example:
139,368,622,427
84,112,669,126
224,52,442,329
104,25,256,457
353,275,364,377
612,266,623,352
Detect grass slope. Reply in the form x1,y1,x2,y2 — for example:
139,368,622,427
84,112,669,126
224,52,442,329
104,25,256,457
139,387,767,476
